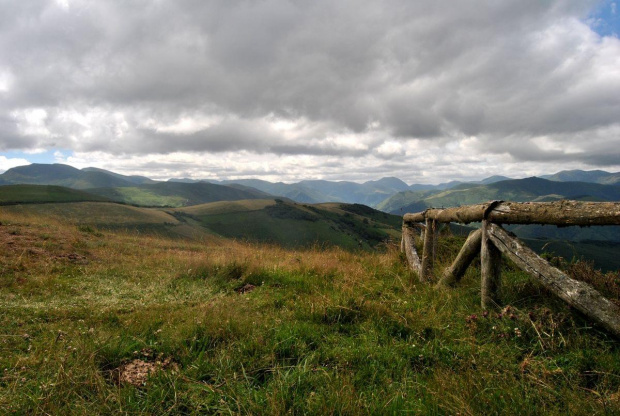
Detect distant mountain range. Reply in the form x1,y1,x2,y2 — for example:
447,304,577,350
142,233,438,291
1,163,619,211
541,169,620,185
378,177,620,214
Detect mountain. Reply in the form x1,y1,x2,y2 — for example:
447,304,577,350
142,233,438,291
364,177,410,192
479,175,512,185
220,179,329,204
0,163,135,189
217,176,413,206
379,177,620,214
82,167,157,185
87,181,274,207
167,178,203,183
406,176,511,192
541,169,620,185
376,189,442,213
4,163,619,210
295,178,409,206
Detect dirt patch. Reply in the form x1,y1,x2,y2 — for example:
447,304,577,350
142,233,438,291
55,253,89,264
0,228,40,251
0,223,91,264
236,283,257,294
113,356,178,387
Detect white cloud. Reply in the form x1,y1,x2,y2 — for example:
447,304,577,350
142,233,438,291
0,156,30,173
0,0,619,182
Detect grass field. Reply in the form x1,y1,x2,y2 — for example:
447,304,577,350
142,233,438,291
1,208,620,414
171,199,402,251
0,185,110,205
0,199,402,251
88,187,188,207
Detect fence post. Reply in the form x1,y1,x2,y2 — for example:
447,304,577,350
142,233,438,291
402,225,423,277
437,228,482,287
481,220,501,309
421,218,436,282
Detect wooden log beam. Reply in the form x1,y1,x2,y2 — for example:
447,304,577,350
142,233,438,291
486,223,620,337
481,221,502,309
404,201,620,226
432,220,439,264
437,228,482,287
420,218,436,282
402,225,423,277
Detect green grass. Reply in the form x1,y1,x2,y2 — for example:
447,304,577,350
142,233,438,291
88,186,188,207
1,208,620,414
0,184,110,205
0,200,403,251
523,238,620,272
175,200,402,250
88,181,269,207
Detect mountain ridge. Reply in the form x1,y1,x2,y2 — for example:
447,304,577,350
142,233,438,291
2,163,620,210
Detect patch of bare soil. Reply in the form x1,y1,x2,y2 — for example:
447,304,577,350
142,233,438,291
113,355,178,387
0,224,89,264
236,283,257,294
0,227,41,252
54,253,89,264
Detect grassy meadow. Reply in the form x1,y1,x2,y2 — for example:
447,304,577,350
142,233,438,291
1,207,620,414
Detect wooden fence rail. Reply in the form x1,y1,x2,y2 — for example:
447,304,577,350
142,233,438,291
401,200,620,337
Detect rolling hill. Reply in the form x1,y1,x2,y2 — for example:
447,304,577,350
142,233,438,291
0,201,217,240
219,179,329,204
0,198,402,250
81,167,157,185
169,199,402,250
86,182,274,207
0,184,112,205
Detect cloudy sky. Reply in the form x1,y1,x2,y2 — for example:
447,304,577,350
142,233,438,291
0,0,619,183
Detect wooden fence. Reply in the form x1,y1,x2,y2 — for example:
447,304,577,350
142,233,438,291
401,201,620,337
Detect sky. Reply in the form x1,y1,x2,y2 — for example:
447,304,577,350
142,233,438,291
0,0,619,184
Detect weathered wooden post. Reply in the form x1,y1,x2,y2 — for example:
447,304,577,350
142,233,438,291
421,218,436,282
402,225,423,277
437,228,482,287
481,220,501,309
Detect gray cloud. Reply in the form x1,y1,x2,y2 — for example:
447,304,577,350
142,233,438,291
1,0,619,180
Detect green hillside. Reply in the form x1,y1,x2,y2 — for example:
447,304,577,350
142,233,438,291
0,185,111,205
82,167,156,185
542,169,620,185
0,199,401,250
0,201,218,241
88,182,273,207
376,189,442,212
171,200,402,250
522,238,620,272
220,179,330,204
297,179,409,207
380,177,620,214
